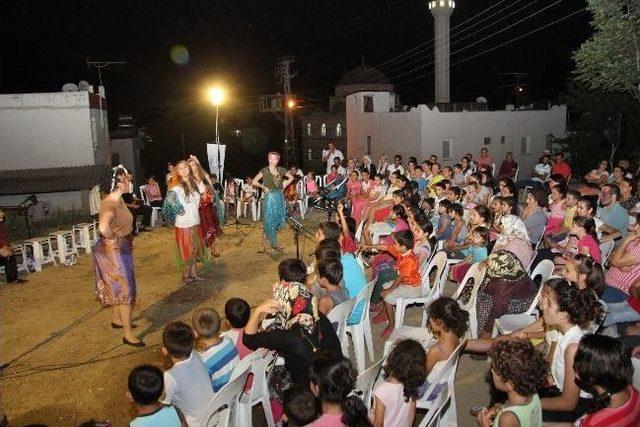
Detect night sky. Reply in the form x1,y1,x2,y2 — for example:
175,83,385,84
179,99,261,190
1,0,592,174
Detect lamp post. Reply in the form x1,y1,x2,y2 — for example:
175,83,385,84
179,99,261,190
207,87,225,178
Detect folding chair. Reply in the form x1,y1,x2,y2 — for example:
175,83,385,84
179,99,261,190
235,349,277,427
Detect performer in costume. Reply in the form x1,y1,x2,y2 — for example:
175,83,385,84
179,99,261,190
169,160,207,284
188,155,222,258
93,165,144,347
252,152,294,253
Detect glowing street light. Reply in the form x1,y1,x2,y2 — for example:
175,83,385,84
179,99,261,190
208,87,225,106
287,98,296,109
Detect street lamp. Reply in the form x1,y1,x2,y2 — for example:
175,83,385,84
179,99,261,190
207,87,225,178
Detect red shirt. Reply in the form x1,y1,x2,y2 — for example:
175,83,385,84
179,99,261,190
340,234,357,254
0,222,9,248
576,386,640,427
551,161,572,179
387,246,421,286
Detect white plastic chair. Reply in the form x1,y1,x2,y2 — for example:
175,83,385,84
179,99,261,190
295,179,306,219
600,239,615,265
72,222,96,253
327,297,357,355
452,262,486,339
139,184,163,227
394,252,448,330
494,259,554,335
1,243,30,280
24,237,56,271
631,357,640,389
355,357,384,410
513,165,520,181
200,365,250,427
49,230,78,264
345,280,376,373
235,349,276,427
416,340,466,427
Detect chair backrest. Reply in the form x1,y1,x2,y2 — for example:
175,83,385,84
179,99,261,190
632,357,640,390
513,165,520,181
139,185,150,205
296,179,306,200
350,280,376,324
315,175,323,187
355,221,365,242
327,297,357,344
530,259,554,286
416,340,466,413
356,357,384,410
420,251,448,297
600,239,615,265
201,367,250,427
452,262,483,301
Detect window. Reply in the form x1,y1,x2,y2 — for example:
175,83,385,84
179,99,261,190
483,137,491,145
308,149,312,161
335,123,342,137
320,123,327,137
520,137,530,154
545,134,554,152
500,136,505,144
442,140,451,159
366,136,372,154
364,96,374,113
306,123,311,136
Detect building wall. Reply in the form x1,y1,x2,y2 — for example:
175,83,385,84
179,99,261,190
0,190,89,214
300,113,347,173
347,92,566,176
0,92,110,170
110,137,143,184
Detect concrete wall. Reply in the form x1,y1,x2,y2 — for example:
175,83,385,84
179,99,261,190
0,92,110,170
0,190,89,214
110,137,143,184
300,113,347,173
347,91,566,175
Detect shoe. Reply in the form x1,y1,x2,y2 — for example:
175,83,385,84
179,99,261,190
372,310,387,324
111,322,138,329
11,278,28,284
123,337,146,348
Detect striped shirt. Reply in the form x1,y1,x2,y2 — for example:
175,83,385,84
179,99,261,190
575,386,640,427
605,238,640,294
198,337,239,392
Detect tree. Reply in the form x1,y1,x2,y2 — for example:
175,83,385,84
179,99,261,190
573,0,640,104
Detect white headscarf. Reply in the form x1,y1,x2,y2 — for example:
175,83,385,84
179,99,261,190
497,214,530,244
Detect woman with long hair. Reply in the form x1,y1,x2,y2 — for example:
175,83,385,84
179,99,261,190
187,155,222,258
252,152,294,253
170,160,207,284
93,165,144,347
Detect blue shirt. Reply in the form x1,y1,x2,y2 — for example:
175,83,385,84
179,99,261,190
461,245,488,263
597,202,629,237
130,405,183,427
341,253,367,325
199,337,240,392
413,177,427,193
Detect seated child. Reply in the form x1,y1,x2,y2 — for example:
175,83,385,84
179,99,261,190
222,298,253,359
423,296,469,374
128,364,187,427
366,204,409,246
476,339,548,427
240,176,256,203
192,308,239,392
161,321,214,427
544,184,567,236
326,165,339,186
314,258,349,315
373,339,427,427
450,226,490,283
283,385,320,427
305,171,320,198
435,199,453,241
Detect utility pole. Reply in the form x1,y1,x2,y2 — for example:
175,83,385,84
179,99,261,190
276,56,297,166
87,59,127,147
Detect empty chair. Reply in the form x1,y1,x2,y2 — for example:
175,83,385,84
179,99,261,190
72,222,96,253
235,349,276,427
326,297,357,355
200,365,250,427
355,357,384,410
23,237,56,271
345,280,376,373
49,230,78,264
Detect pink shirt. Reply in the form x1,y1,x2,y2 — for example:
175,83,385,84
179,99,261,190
577,235,602,263
605,238,640,293
346,180,362,197
477,155,492,167
306,180,319,194
307,413,344,426
145,182,163,202
373,380,412,427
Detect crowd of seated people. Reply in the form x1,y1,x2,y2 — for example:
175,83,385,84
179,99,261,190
117,148,640,427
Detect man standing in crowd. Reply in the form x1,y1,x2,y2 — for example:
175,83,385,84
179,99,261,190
0,210,27,284
598,184,630,243
322,142,344,175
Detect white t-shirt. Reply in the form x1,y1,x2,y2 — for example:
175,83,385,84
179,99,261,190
162,351,215,427
373,380,412,427
531,163,551,183
551,325,591,399
387,164,405,175
323,149,344,174
173,182,205,229
337,166,347,176
241,183,256,196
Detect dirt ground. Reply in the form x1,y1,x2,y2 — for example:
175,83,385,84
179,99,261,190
0,211,488,427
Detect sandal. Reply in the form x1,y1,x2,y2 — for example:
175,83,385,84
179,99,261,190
258,247,267,254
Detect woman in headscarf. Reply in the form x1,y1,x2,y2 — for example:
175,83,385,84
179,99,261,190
243,282,341,403
475,250,538,337
493,214,535,268
361,154,376,176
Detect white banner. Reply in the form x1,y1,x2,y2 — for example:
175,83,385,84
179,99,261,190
207,143,226,179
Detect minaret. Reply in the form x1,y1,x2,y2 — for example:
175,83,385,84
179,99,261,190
429,0,455,103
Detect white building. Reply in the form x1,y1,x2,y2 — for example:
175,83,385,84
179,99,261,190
0,89,111,214
346,91,566,175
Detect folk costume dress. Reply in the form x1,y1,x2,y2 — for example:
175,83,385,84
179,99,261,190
171,183,208,271
198,185,222,248
93,198,137,306
261,166,287,247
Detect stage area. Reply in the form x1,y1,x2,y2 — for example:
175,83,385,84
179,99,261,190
1,213,487,426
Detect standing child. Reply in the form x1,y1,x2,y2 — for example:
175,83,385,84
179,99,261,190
128,365,187,426
326,165,339,185
545,184,568,236
476,339,548,427
192,308,239,392
222,298,253,359
161,321,214,427
450,226,490,283
372,339,427,427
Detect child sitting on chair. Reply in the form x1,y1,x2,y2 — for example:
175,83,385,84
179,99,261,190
128,364,187,426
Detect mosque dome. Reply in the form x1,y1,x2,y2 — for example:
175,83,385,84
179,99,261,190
336,65,391,86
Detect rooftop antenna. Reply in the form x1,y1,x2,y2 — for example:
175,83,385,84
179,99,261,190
86,58,126,143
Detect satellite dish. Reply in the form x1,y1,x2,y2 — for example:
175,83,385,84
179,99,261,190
476,96,487,103
62,83,79,92
78,80,91,91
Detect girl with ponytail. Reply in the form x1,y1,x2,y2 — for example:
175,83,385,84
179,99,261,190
573,334,640,427
308,352,371,427
539,278,604,422
570,216,602,263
